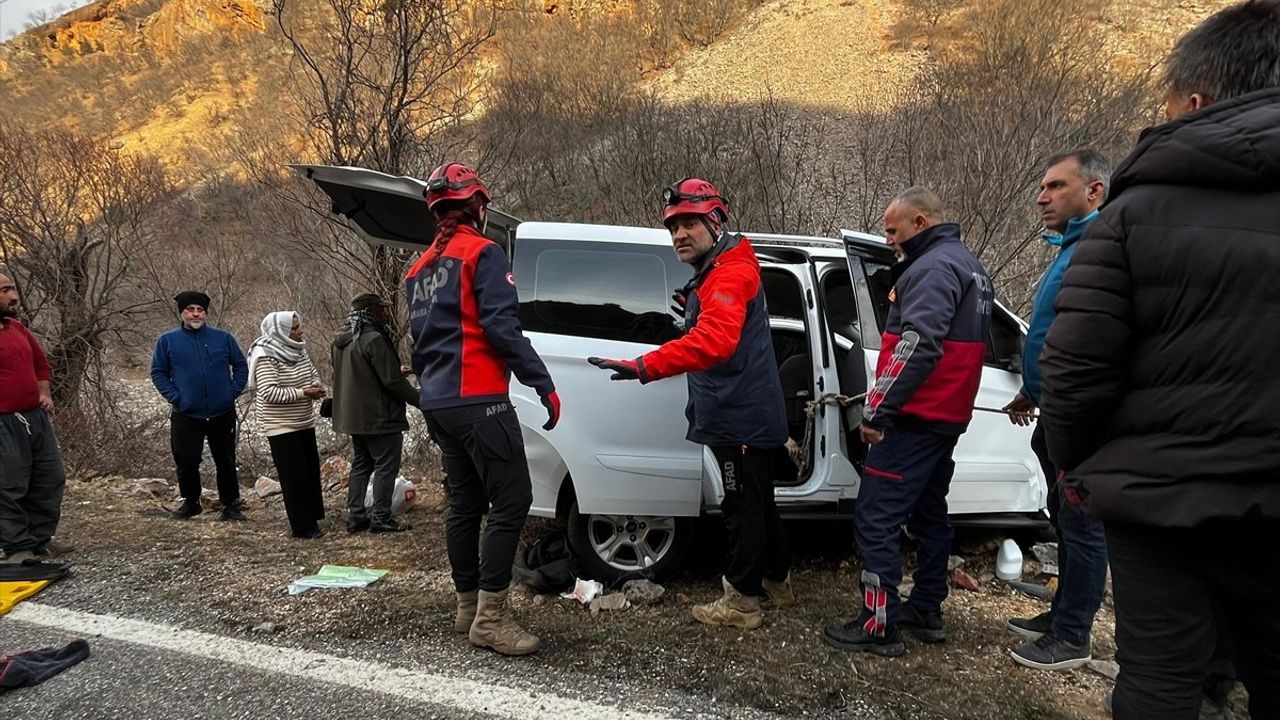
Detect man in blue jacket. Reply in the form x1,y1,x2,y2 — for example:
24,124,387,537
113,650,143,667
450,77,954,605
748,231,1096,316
1002,149,1109,670
150,291,249,521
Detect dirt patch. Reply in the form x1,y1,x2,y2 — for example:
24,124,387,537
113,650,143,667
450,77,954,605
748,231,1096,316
47,475,1244,719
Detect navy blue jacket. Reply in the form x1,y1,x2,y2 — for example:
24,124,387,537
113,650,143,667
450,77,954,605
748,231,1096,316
406,225,554,411
150,325,248,420
638,233,787,448
864,223,993,434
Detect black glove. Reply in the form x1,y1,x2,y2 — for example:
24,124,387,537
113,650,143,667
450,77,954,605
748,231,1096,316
588,356,641,381
540,391,561,431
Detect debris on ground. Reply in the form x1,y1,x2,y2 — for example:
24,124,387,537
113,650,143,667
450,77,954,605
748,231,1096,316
254,476,282,499
561,578,604,605
1086,659,1120,680
622,579,665,606
130,478,170,500
1002,579,1054,601
287,565,388,595
947,555,966,571
364,476,418,515
1032,543,1060,576
251,621,278,634
675,592,692,607
320,456,350,492
952,568,981,592
589,592,630,615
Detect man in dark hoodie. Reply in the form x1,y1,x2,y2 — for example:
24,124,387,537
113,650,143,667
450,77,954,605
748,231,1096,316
150,291,249,521
1039,2,1280,717
823,187,993,658
330,293,420,534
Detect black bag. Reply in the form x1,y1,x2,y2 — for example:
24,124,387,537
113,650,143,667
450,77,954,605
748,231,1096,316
319,398,333,419
511,532,578,595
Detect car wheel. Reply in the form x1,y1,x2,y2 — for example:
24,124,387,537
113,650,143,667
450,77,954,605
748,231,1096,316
567,502,694,585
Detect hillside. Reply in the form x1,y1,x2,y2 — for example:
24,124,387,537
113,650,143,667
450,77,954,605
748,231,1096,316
0,0,1239,181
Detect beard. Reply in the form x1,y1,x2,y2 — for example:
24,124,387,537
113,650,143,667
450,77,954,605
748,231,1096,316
184,319,205,330
0,303,17,319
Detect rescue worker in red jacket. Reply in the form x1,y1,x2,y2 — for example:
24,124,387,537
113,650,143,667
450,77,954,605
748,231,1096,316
589,178,793,630
406,162,560,656
823,187,993,657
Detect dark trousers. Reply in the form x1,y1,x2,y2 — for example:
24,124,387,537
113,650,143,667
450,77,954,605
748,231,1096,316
425,402,532,593
0,410,66,554
710,445,791,596
1032,424,1108,645
267,428,325,534
346,432,403,524
854,428,958,634
1107,520,1280,720
170,411,240,505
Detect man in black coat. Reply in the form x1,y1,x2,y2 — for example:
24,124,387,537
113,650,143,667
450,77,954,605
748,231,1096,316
1039,2,1280,717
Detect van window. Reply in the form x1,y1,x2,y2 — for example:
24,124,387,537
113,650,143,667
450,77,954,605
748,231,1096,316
513,238,691,345
986,306,1024,370
820,269,861,347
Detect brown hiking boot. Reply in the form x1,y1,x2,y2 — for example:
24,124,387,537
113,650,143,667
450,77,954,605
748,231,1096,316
763,574,797,609
454,590,478,634
469,587,541,656
691,577,764,630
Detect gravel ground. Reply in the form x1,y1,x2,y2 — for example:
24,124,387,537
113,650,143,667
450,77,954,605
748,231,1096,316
0,475,1214,720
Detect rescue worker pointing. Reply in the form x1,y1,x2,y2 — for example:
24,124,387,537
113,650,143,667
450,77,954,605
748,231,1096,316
589,178,794,630
406,162,560,656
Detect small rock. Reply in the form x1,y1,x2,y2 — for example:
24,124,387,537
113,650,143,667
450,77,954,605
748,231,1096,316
251,622,277,634
255,476,283,499
321,456,351,491
1086,659,1120,680
532,594,547,606
622,579,665,605
952,568,981,592
131,478,170,499
676,592,692,607
947,555,965,571
1032,543,1060,576
589,592,629,615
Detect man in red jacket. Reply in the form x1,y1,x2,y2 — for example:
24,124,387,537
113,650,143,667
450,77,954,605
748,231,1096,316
590,178,792,630
0,272,69,565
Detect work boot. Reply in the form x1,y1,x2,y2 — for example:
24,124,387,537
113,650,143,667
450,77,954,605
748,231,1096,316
469,587,540,656
899,602,947,643
35,538,75,557
454,590,479,634
170,500,203,519
762,574,797,609
691,577,764,630
1,550,37,565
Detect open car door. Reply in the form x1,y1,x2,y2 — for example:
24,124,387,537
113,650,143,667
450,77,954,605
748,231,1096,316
290,164,519,251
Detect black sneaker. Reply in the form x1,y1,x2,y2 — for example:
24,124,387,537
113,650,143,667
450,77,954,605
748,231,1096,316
170,501,203,519
369,518,411,533
292,528,324,539
899,602,947,643
219,504,247,522
822,621,905,657
1007,610,1053,639
1011,633,1091,670
346,518,371,534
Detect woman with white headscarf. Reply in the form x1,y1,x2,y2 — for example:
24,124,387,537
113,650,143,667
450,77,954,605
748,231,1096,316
248,311,327,539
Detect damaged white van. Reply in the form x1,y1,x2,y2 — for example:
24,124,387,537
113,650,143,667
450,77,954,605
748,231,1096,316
298,165,1047,582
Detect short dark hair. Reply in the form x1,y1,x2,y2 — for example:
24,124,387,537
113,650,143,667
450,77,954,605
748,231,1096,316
1165,0,1280,102
1045,148,1112,202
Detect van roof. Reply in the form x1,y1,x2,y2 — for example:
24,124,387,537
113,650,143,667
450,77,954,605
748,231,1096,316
515,221,879,259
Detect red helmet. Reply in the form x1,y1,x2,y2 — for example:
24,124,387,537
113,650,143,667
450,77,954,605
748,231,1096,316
661,177,728,226
425,162,491,212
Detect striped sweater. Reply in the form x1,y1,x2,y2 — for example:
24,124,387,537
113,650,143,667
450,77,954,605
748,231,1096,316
252,355,320,437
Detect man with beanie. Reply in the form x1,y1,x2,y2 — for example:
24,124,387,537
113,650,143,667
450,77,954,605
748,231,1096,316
0,271,70,564
331,292,419,534
150,291,249,520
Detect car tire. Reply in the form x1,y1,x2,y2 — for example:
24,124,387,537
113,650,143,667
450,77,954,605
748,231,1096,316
566,501,694,585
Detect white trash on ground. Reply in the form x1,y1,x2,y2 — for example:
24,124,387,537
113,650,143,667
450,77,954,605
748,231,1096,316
561,578,605,605
363,476,418,515
288,565,389,595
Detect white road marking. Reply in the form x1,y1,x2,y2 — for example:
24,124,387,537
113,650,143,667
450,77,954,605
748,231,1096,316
8,602,673,719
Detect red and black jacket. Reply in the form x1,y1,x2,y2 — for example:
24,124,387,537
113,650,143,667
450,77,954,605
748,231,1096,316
864,223,992,434
637,233,787,448
406,225,554,411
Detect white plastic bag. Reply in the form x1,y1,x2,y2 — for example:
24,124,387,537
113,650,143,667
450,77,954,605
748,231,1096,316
364,475,419,515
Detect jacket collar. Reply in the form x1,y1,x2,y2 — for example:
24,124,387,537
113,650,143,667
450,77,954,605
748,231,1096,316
1043,210,1099,247
900,222,961,260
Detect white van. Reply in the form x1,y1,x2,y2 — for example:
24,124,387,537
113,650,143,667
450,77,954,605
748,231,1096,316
298,165,1047,582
